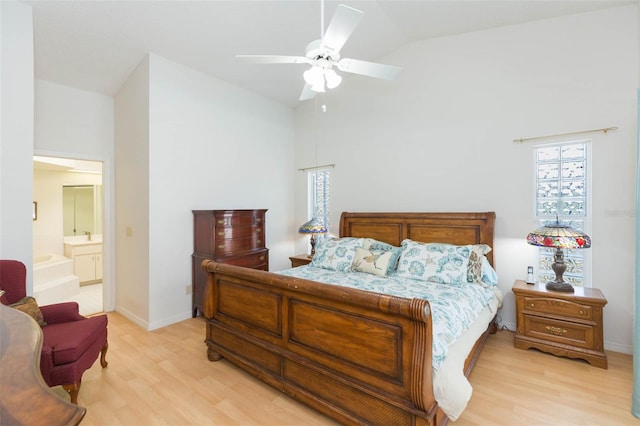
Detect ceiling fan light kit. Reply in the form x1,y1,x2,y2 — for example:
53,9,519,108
303,61,342,92
304,66,326,92
236,2,401,101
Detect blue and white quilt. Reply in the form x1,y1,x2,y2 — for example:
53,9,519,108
276,265,498,370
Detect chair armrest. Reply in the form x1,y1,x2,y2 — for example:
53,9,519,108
39,344,55,373
40,302,85,324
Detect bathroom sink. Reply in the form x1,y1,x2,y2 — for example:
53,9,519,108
64,240,102,246
63,235,103,246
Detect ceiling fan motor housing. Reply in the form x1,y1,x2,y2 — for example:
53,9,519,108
305,39,340,63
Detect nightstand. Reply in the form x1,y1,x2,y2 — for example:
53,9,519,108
289,253,312,268
512,280,607,368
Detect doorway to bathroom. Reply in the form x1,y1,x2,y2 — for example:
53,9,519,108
33,155,104,315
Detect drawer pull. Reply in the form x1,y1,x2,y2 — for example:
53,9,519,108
217,219,225,224
579,309,584,315
259,256,265,261
256,218,262,223
217,231,225,236
529,303,534,308
217,245,225,250
545,326,567,336
257,240,262,244
256,228,262,233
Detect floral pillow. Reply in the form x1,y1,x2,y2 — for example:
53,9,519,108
467,244,492,284
311,237,366,272
395,240,471,284
351,247,394,277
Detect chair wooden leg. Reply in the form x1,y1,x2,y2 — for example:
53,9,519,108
62,381,81,404
100,342,108,368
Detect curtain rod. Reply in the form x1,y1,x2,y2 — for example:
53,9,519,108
298,163,335,172
513,126,618,143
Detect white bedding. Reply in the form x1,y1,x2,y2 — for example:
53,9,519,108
433,288,502,421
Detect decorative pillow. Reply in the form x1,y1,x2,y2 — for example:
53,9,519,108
351,247,393,277
10,296,47,326
467,244,492,283
395,240,471,284
365,239,403,274
481,256,499,286
311,237,366,272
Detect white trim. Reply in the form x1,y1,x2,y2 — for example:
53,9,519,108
33,149,115,311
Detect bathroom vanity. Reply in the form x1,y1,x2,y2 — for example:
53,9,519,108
64,239,103,284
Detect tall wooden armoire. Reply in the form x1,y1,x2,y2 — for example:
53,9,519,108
191,209,268,317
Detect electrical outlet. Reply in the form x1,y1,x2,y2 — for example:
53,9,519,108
185,285,192,295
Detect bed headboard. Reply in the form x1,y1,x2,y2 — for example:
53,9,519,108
339,211,496,266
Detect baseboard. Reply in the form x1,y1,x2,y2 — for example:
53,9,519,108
147,311,192,331
114,307,192,331
496,320,516,333
114,306,149,330
604,340,632,355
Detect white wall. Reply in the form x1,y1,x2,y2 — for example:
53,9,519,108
294,5,638,353
35,80,114,158
114,53,295,330
0,1,34,290
33,80,115,309
114,56,151,326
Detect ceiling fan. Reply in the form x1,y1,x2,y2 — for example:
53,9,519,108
236,1,402,101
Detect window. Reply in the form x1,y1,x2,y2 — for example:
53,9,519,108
309,169,330,231
534,141,590,286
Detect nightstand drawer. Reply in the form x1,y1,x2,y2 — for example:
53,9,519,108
523,315,595,349
522,296,593,320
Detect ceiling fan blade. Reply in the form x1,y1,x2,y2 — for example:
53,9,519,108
236,55,312,65
320,4,363,54
337,58,402,80
299,83,316,101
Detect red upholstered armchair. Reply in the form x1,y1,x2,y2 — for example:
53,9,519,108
0,259,108,404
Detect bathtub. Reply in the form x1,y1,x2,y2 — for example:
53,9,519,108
33,254,80,306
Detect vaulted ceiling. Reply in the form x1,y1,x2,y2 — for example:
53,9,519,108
27,0,634,108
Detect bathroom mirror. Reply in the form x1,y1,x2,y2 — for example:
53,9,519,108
63,185,103,237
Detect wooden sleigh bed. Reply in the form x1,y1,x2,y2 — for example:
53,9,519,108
202,211,497,426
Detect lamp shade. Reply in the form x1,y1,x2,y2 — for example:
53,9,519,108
298,217,327,257
526,220,590,293
526,222,591,249
298,217,328,234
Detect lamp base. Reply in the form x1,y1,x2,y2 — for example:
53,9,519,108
545,281,574,293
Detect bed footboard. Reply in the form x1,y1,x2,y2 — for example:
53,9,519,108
202,260,438,426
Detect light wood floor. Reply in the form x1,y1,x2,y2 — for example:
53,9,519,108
52,312,637,425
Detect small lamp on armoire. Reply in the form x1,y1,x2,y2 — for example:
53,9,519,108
526,219,591,293
298,217,327,258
